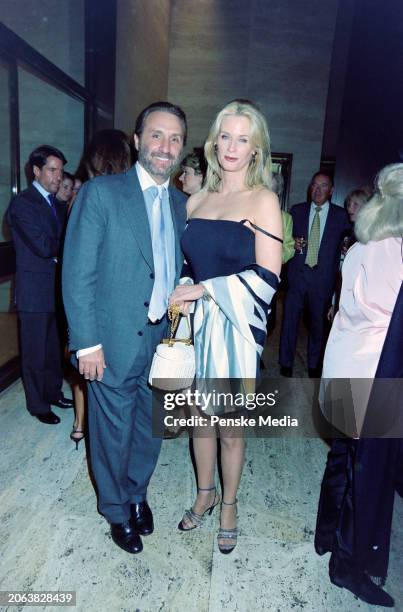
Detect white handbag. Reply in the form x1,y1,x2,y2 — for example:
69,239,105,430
148,304,195,391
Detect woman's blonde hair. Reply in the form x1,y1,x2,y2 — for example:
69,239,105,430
345,187,371,211
355,163,403,243
204,99,272,192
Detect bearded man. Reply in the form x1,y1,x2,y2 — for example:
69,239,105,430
62,102,187,554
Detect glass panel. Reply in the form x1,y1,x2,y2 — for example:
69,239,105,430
0,275,18,369
19,67,84,185
0,62,18,370
0,0,85,85
0,58,11,241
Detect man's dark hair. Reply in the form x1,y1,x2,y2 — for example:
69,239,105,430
311,171,334,187
28,145,67,171
181,148,207,178
78,129,132,180
134,101,187,145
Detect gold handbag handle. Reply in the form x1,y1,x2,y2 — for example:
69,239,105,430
163,303,192,347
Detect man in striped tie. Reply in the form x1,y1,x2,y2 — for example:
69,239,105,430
279,172,350,378
7,145,73,424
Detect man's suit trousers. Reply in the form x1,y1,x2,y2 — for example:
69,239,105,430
279,266,331,369
87,320,166,524
19,312,63,414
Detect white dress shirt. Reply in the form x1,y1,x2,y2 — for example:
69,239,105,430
33,180,52,201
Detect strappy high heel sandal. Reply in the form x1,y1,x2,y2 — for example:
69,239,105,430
70,427,85,450
178,486,220,531
217,499,238,554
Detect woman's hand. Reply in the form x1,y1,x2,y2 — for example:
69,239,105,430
169,284,205,314
327,305,335,322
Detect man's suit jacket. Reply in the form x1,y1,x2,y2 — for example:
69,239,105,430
287,202,350,298
7,185,66,312
62,166,187,387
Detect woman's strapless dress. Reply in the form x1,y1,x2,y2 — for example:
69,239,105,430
181,218,256,281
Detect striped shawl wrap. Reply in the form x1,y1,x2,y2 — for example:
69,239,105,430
181,264,279,380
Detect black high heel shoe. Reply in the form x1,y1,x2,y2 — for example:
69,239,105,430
70,427,85,450
178,486,220,531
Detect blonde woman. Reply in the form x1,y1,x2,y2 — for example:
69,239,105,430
170,100,282,553
345,187,371,225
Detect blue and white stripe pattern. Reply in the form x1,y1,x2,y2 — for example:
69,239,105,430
182,264,278,379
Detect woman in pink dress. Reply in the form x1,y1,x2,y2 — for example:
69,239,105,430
316,163,403,608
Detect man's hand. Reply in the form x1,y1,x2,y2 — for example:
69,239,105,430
294,237,307,252
79,348,106,381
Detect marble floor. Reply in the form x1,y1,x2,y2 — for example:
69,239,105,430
0,325,402,611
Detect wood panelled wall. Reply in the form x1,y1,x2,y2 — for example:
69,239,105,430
168,0,338,205
114,0,171,135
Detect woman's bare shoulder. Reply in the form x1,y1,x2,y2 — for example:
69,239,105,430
250,187,280,219
186,189,210,217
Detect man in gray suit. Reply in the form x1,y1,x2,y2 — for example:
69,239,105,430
62,102,187,554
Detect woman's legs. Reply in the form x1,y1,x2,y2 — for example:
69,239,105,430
179,407,218,529
179,410,245,538
191,434,218,511
217,425,245,550
71,380,86,439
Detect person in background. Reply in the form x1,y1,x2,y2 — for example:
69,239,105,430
266,172,294,334
315,163,403,607
66,129,134,449
75,128,133,182
342,187,372,252
179,149,207,195
279,172,350,377
327,187,371,322
56,172,74,206
345,187,371,226
7,145,74,425
71,176,82,206
271,172,294,263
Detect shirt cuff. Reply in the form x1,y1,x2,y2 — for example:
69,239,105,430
77,344,102,358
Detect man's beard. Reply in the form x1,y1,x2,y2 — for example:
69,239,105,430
138,146,179,181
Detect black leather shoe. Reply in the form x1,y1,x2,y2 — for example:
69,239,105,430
34,411,61,424
329,557,394,607
110,521,143,554
308,367,322,378
280,365,293,377
130,501,154,536
52,394,74,409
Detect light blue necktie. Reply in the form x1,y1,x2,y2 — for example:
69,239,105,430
147,185,169,321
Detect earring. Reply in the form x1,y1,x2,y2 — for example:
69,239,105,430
251,152,257,163
214,144,218,152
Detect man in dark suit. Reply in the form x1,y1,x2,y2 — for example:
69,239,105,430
279,172,350,377
62,102,187,554
8,145,74,424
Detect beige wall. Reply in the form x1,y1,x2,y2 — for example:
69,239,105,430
114,0,171,135
168,0,338,205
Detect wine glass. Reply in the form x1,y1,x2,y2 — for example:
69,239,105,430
296,236,307,255
342,235,351,256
